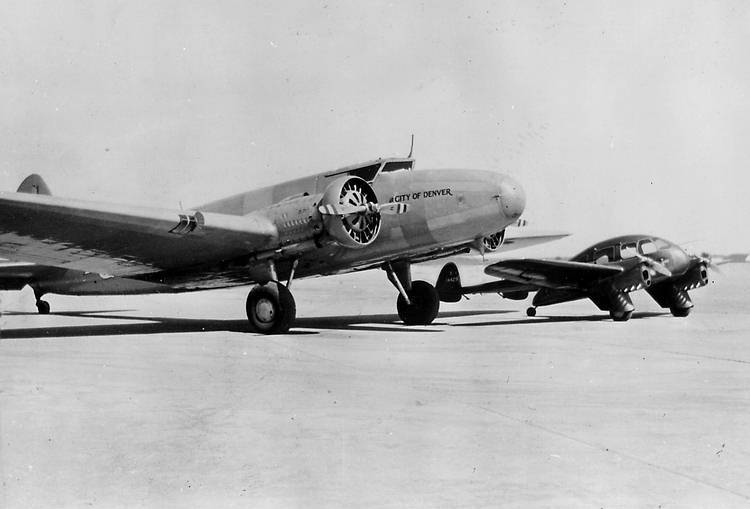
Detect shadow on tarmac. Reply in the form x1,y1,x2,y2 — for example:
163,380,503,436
0,310,513,339
460,311,669,327
0,309,672,339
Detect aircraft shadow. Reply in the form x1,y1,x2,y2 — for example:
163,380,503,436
0,309,510,339
460,311,669,327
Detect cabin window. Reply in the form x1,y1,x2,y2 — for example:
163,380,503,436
382,161,413,172
593,246,615,263
639,240,658,255
620,242,638,259
654,238,671,249
349,164,383,181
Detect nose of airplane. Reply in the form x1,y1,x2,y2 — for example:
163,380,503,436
498,175,526,219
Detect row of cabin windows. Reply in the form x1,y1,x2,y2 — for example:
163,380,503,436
590,238,671,264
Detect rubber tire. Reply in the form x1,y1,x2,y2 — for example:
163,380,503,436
246,282,296,334
670,307,691,317
526,307,537,317
36,300,51,315
397,280,440,325
610,309,633,322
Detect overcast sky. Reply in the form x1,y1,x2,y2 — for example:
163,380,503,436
1,1,748,254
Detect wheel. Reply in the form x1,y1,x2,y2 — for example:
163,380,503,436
36,300,50,315
526,307,536,317
610,309,633,321
245,282,296,334
670,307,691,317
397,280,440,325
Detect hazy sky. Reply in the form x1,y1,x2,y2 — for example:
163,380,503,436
1,1,748,254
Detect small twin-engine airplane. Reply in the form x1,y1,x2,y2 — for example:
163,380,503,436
0,154,526,333
436,235,710,321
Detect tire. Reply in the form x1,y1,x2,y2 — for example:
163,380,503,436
526,307,536,317
397,280,440,325
670,307,691,317
36,300,51,315
610,309,633,321
246,282,296,334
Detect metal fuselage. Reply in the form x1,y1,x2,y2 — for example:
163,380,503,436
32,160,525,295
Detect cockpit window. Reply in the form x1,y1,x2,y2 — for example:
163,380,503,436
639,240,658,255
593,246,615,263
346,164,383,182
620,242,638,259
382,161,413,172
654,238,671,249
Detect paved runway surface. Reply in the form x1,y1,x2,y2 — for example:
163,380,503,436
1,264,749,508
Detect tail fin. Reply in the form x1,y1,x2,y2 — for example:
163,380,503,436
436,262,463,302
17,174,51,195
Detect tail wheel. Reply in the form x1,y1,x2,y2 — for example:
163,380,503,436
526,307,536,317
246,282,296,334
610,309,633,321
397,280,440,325
36,300,51,315
670,307,691,317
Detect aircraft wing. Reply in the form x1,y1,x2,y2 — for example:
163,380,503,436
0,262,49,290
484,258,624,289
500,227,570,252
461,279,539,295
0,191,278,277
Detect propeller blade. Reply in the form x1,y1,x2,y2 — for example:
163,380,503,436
319,202,409,216
699,255,722,274
318,203,367,216
377,202,409,215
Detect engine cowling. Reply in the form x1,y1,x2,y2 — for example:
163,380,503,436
317,176,382,249
612,263,652,292
675,262,709,291
473,229,506,253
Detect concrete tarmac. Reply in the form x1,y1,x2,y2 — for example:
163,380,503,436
1,264,749,508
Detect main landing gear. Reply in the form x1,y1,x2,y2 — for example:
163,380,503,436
670,307,691,317
246,282,296,334
384,262,439,325
609,309,633,321
245,259,297,334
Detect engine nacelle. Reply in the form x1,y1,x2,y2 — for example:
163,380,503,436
674,262,709,291
318,176,382,249
473,229,506,253
503,291,529,301
612,263,652,293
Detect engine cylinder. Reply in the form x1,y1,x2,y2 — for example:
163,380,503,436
318,176,382,249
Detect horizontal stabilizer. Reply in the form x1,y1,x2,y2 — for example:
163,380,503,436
17,174,51,195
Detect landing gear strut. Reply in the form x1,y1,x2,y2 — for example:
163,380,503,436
384,262,439,325
246,282,296,334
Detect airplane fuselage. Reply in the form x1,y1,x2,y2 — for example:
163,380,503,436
22,160,525,295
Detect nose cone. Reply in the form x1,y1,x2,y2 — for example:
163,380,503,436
498,175,526,219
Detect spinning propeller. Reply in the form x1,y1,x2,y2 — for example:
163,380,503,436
635,254,673,277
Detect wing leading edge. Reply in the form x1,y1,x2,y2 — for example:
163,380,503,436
0,191,278,277
484,258,624,289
